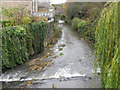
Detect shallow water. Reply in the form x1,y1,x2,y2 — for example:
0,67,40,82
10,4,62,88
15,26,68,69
1,24,101,88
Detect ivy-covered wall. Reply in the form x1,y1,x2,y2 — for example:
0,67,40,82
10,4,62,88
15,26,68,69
2,22,47,68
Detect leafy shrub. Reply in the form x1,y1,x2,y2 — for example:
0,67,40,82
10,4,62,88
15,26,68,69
95,2,119,88
77,20,86,31
71,17,80,30
2,7,33,26
60,14,65,20
71,17,95,43
2,22,47,68
64,2,104,43
21,17,32,24
53,23,62,38
2,26,29,68
1,20,14,27
65,16,71,24
79,20,96,43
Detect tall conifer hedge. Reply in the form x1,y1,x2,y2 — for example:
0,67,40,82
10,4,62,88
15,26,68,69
2,22,47,68
95,2,120,88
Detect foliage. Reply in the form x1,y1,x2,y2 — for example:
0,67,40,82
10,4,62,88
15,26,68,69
2,7,32,26
77,20,86,30
60,14,65,20
64,2,104,43
77,20,87,38
2,22,47,68
54,14,65,23
2,8,14,19
71,17,80,31
46,23,62,48
59,53,64,56
53,23,62,38
1,20,14,27
64,2,104,23
33,17,48,22
79,19,97,43
21,17,32,24
95,2,120,88
71,17,95,42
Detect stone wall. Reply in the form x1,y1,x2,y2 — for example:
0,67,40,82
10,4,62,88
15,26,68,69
1,0,33,20
1,0,32,11
44,21,54,47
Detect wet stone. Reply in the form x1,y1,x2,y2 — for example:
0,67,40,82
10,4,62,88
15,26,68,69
59,76,69,81
58,44,66,47
20,76,28,80
79,59,82,61
88,77,92,79
9,76,13,79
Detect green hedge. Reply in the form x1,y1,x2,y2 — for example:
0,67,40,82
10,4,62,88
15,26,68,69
71,17,95,42
95,2,119,88
2,22,47,68
71,17,81,31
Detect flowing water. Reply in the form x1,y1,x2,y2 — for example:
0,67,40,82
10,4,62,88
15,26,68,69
0,23,101,88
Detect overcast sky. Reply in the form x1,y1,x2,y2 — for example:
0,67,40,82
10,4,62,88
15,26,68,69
50,0,67,4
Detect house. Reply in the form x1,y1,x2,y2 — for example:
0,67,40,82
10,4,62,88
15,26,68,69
32,0,55,20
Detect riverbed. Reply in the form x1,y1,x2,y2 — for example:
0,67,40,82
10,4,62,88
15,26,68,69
1,24,101,88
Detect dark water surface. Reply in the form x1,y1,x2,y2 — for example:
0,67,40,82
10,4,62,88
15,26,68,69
1,24,101,88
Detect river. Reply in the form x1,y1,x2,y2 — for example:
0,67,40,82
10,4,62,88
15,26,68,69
1,24,101,88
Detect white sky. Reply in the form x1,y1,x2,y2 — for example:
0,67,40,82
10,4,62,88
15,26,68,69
50,0,67,4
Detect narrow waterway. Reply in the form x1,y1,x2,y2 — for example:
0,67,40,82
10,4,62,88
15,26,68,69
1,24,101,88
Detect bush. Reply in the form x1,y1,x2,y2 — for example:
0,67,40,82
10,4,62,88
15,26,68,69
79,20,96,43
71,17,80,30
1,20,14,27
21,17,32,24
60,14,65,20
2,22,47,68
77,20,86,31
64,2,104,22
2,7,33,26
65,16,71,24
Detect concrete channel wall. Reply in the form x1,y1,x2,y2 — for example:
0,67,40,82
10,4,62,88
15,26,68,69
44,19,54,47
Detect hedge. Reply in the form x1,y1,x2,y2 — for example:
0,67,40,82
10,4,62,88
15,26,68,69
71,17,81,31
95,2,119,88
2,22,47,68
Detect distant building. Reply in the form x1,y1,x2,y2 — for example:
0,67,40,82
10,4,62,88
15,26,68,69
32,0,55,19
